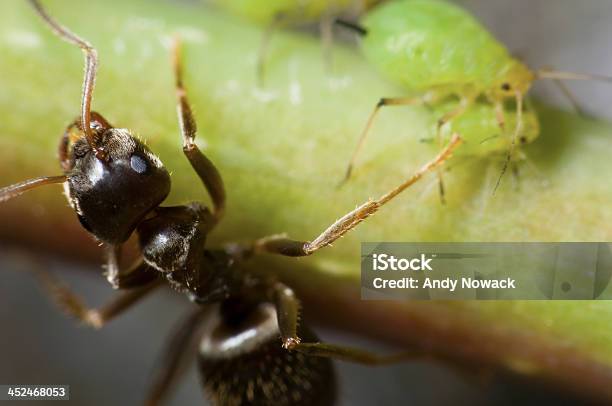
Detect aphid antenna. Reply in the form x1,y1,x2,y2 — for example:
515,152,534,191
535,68,612,117
535,68,612,83
28,0,102,158
334,18,368,36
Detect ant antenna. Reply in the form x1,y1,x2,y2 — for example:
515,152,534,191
0,175,67,203
28,0,102,159
493,91,523,195
335,19,368,36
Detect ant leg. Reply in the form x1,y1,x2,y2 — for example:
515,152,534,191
59,113,113,171
250,135,461,257
435,96,473,204
58,120,80,171
171,38,226,221
341,96,430,185
104,244,123,288
272,282,429,364
0,175,66,203
35,262,161,329
145,308,211,406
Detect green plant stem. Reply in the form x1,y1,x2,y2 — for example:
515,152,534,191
1,0,612,401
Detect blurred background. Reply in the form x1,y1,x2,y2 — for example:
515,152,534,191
1,0,611,405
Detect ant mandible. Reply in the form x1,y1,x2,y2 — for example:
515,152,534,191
1,1,462,404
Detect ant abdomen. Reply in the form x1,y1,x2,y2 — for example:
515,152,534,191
64,112,171,244
198,299,336,406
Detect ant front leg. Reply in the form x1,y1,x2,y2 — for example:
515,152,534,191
35,258,161,329
171,38,226,222
248,135,461,258
273,282,424,365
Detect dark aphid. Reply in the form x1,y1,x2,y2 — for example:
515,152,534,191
1,1,462,404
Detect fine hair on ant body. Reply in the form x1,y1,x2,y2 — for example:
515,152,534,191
1,1,462,405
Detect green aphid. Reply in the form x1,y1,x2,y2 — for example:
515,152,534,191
340,0,611,194
214,0,361,25
433,101,540,159
212,0,381,85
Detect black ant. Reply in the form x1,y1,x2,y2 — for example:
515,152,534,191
1,1,462,405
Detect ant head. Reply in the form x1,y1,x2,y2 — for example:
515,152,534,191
493,61,535,100
66,112,171,244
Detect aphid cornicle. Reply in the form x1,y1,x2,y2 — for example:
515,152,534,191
339,0,612,195
211,0,381,85
1,1,463,405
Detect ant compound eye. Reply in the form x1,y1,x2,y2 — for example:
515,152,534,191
67,128,171,244
130,154,148,174
501,83,511,91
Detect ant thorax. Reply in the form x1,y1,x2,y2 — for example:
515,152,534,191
137,203,236,303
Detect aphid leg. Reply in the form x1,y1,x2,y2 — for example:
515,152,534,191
516,149,548,186
494,101,506,131
493,93,524,195
144,308,211,406
35,261,161,329
0,175,66,203
256,14,284,88
273,282,431,364
435,96,473,204
341,96,429,186
253,135,462,257
320,12,335,75
28,0,101,157
171,37,226,221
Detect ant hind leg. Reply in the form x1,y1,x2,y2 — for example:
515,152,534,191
273,282,433,365
144,308,211,406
